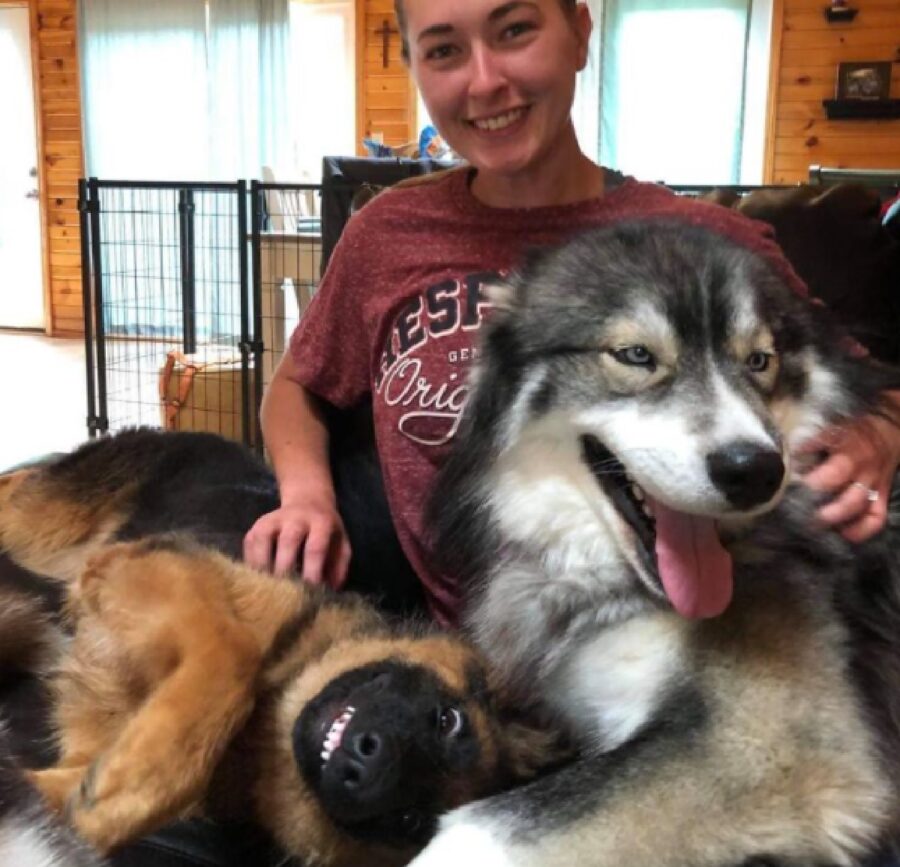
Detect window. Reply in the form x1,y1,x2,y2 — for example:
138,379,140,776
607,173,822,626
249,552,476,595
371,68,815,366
81,0,292,180
597,0,773,185
289,0,356,181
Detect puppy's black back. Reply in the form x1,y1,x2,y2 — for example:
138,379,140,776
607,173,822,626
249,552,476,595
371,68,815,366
50,425,425,618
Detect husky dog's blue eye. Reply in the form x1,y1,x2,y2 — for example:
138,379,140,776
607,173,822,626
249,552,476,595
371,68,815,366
613,346,655,368
747,351,771,372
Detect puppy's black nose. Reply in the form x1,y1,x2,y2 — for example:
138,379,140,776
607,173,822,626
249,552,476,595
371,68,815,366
707,441,784,510
340,730,389,791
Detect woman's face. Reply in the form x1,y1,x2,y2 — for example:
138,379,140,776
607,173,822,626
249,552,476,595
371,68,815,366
403,0,591,181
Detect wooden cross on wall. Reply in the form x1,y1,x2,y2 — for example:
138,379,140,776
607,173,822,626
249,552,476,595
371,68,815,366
376,19,399,68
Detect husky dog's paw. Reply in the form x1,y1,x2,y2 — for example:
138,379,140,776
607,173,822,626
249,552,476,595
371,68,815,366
411,818,517,867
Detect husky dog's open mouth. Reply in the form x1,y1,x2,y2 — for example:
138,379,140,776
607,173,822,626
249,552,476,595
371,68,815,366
580,434,734,620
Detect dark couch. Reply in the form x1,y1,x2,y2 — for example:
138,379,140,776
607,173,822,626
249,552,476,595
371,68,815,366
705,182,900,366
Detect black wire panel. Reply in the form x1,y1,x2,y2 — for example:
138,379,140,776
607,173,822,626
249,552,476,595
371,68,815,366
82,180,323,452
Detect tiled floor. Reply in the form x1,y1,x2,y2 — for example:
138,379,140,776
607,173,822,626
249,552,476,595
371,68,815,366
0,331,90,471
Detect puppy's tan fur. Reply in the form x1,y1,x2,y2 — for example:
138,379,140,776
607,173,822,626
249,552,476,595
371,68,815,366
0,463,559,866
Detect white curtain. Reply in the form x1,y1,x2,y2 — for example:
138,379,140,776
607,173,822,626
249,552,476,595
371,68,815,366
80,0,209,180
573,0,603,162
598,0,752,185
288,0,355,182
80,0,291,180
79,0,290,341
207,0,292,180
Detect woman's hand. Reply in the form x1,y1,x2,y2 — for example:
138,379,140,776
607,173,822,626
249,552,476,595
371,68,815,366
800,409,900,543
243,497,352,587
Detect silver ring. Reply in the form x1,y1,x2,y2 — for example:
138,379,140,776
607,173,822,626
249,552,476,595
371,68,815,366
852,481,879,504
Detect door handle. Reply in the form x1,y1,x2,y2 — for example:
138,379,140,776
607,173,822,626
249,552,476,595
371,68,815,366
25,189,39,199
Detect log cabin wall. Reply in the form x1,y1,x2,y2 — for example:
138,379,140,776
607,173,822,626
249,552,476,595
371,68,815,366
21,1,897,334
355,0,417,151
28,0,83,336
765,0,900,183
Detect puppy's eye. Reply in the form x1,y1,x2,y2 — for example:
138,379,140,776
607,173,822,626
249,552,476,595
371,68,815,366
612,346,655,368
746,351,772,373
400,810,424,834
437,706,465,739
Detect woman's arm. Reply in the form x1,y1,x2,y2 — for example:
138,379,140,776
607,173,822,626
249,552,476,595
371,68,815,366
243,354,351,586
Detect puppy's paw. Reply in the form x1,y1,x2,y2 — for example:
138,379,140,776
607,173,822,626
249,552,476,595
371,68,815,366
28,766,87,815
65,755,164,852
410,817,517,867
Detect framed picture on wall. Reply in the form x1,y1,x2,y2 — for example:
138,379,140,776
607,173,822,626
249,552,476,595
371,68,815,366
836,62,893,101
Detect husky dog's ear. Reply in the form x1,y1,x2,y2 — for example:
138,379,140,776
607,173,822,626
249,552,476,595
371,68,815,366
488,244,559,312
483,278,517,311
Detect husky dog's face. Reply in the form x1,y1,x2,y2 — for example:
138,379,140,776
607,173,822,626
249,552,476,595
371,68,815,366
465,221,867,620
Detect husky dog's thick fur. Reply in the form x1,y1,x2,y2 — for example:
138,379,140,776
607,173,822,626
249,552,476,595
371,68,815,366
0,598,105,867
412,220,900,867
0,739,106,867
0,432,561,866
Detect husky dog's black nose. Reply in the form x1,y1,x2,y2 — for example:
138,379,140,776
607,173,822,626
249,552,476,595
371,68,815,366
707,441,784,509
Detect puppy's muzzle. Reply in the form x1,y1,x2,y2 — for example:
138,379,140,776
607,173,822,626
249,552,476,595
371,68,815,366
707,440,785,510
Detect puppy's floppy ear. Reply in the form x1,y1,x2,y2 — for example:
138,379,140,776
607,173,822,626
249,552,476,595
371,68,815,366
484,666,573,782
0,587,61,674
0,469,29,513
494,703,574,783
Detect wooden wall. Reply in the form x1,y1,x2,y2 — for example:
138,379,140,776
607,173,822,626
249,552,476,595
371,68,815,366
17,0,898,334
30,0,83,336
765,0,900,183
355,0,417,151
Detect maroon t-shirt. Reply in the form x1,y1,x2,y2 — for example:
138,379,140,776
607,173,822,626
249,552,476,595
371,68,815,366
287,168,807,626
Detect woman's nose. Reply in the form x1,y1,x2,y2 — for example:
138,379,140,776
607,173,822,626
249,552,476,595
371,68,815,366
467,43,506,98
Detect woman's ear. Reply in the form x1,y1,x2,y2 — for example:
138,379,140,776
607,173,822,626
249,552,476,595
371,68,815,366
574,2,593,71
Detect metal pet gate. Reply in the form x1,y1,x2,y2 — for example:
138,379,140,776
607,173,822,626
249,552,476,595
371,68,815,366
80,178,323,453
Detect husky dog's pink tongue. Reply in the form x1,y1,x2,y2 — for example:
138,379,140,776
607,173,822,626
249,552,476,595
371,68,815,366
652,501,733,619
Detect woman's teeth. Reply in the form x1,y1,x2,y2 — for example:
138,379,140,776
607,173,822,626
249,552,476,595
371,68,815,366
472,107,525,131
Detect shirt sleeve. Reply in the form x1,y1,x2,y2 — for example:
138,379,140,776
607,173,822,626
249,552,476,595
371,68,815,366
284,211,375,408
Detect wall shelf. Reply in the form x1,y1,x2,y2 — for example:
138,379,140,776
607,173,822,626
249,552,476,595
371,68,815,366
822,99,900,120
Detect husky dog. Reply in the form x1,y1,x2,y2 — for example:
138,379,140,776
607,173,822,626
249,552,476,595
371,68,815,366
412,220,900,867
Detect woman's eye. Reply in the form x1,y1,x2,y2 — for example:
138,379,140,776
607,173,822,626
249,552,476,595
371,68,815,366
500,20,536,40
612,346,655,368
424,43,458,62
437,706,465,738
747,351,771,373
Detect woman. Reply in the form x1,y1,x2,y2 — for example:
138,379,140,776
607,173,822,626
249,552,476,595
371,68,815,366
244,0,900,625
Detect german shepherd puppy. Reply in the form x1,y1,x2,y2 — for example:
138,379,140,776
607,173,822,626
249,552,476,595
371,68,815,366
0,432,560,866
412,220,900,866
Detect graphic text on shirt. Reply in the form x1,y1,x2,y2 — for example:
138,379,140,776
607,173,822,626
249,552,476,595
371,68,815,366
374,271,500,447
